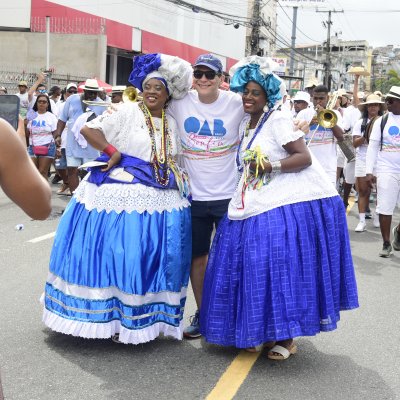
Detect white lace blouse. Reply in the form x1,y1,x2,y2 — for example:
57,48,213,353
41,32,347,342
74,102,190,215
228,108,338,220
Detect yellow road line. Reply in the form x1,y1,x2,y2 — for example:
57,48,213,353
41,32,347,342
347,197,355,215
206,350,261,400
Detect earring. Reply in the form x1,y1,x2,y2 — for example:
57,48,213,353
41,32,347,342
263,105,269,113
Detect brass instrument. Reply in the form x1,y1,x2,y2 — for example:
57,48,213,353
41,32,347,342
316,91,339,129
82,86,140,107
122,86,138,103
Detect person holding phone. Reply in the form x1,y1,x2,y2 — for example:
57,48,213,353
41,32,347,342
26,94,58,179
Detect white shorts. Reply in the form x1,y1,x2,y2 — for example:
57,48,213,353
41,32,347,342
337,146,345,168
376,172,400,215
67,156,96,168
343,160,356,185
355,157,366,178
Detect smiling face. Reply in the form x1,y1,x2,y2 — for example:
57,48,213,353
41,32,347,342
242,81,267,121
142,78,169,115
192,66,223,103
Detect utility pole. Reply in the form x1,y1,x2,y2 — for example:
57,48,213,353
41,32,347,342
250,0,261,55
289,6,298,77
316,9,343,90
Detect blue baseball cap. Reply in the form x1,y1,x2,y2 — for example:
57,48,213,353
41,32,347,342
194,54,223,73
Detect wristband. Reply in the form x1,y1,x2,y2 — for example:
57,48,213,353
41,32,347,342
103,144,118,157
270,160,281,173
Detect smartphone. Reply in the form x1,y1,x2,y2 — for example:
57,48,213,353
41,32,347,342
0,95,20,130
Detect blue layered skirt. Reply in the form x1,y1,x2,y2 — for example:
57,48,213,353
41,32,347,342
43,180,191,344
200,195,359,349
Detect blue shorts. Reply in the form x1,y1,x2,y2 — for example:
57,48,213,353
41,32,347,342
67,156,96,168
28,142,56,158
191,199,230,258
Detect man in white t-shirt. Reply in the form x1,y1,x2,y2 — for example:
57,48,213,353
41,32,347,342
167,54,244,338
304,85,345,186
366,85,400,257
15,80,29,118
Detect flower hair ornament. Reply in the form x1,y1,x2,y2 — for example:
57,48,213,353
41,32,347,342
129,53,193,100
229,55,282,109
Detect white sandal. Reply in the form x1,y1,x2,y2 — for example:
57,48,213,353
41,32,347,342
267,344,297,361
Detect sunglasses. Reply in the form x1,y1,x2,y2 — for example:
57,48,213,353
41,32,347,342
193,70,219,80
38,89,47,93
37,100,48,104
68,89,77,94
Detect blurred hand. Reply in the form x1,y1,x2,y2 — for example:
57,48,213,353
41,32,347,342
294,119,310,134
365,173,375,188
101,151,121,172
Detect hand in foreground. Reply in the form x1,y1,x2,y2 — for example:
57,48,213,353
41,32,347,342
102,151,121,172
294,119,310,134
365,174,375,189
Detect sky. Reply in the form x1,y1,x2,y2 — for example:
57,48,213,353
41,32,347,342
276,0,400,48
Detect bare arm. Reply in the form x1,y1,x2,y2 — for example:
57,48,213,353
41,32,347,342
0,119,51,219
353,135,366,148
332,125,344,142
81,125,121,171
352,75,360,107
28,72,46,103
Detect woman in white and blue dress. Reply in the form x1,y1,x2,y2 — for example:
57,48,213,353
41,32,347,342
200,56,359,360
42,54,193,344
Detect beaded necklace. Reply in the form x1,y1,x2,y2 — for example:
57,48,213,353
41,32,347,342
139,101,172,186
236,108,274,172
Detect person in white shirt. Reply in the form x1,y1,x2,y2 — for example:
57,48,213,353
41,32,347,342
366,86,400,257
167,54,244,338
15,80,29,118
305,85,345,186
293,91,314,122
352,94,385,232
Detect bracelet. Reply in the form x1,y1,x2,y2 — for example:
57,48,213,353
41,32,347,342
270,160,282,173
103,144,118,157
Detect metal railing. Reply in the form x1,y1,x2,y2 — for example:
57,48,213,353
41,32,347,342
30,16,106,35
0,64,93,94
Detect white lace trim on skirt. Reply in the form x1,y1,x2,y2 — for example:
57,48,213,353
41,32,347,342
74,179,190,214
42,309,184,344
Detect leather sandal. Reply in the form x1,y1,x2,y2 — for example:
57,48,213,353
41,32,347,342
267,343,297,361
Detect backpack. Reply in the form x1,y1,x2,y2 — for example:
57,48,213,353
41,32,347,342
379,113,389,151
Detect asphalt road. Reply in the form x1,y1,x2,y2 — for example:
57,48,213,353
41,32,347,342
0,183,399,400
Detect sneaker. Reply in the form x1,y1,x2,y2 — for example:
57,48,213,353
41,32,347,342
379,242,392,258
392,226,400,251
355,221,366,232
183,310,201,339
373,213,380,228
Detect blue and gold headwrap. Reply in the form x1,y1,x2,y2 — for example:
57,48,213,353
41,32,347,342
229,56,282,109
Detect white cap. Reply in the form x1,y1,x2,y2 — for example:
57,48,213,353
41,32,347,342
66,83,78,90
292,91,311,104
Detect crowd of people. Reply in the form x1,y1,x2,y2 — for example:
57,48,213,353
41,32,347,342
1,53,399,362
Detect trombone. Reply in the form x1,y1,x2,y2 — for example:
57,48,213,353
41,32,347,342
82,87,139,107
316,91,339,129
307,91,339,147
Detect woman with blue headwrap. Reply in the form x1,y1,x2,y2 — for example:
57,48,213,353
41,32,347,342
42,54,193,345
200,56,358,360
